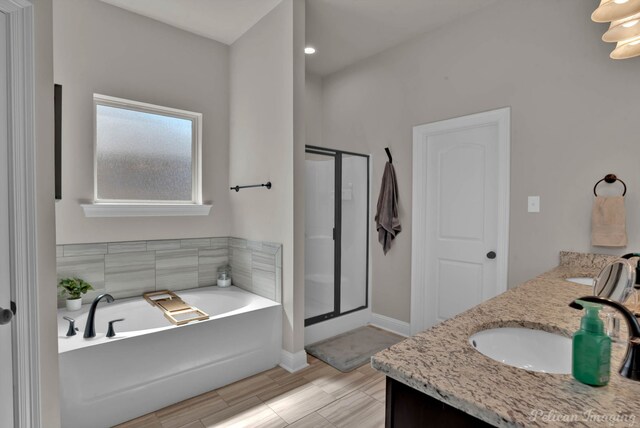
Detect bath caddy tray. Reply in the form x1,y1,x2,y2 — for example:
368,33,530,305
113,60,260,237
143,290,209,326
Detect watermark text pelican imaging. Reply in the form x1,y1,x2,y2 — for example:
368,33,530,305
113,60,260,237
529,409,636,426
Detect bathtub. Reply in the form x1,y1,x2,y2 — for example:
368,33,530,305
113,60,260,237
58,286,282,428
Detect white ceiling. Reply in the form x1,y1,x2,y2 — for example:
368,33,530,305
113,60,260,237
99,0,282,45
100,0,498,76
306,0,499,76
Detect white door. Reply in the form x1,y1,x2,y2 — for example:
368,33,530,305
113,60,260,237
0,10,15,428
411,108,510,333
426,124,498,325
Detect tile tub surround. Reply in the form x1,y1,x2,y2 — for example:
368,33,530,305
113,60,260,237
229,238,282,303
372,259,640,427
56,237,282,304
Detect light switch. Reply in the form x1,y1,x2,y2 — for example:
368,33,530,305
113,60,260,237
528,196,540,213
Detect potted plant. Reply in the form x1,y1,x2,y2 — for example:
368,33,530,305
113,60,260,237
58,277,93,311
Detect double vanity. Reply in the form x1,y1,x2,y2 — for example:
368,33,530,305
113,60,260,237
372,252,640,427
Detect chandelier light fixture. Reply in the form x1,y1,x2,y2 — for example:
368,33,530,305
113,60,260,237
602,12,640,41
611,36,640,59
592,0,640,58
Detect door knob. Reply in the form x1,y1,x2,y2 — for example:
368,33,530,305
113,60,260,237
0,307,13,325
486,251,497,260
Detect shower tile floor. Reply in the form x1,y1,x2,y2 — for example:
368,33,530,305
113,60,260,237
116,355,385,428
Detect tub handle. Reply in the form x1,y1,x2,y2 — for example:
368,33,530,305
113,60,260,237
63,316,78,337
106,318,125,338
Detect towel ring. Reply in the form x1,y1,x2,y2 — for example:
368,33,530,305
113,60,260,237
594,174,627,197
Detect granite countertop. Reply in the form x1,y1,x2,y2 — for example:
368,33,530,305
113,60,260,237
372,252,640,427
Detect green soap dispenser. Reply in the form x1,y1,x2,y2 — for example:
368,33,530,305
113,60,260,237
572,300,611,386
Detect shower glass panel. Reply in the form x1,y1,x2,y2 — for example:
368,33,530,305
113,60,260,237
340,155,368,313
305,146,369,326
304,151,335,320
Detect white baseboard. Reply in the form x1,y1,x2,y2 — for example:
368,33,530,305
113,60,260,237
280,349,308,373
369,313,410,337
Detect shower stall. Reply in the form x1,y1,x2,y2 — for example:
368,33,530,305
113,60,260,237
304,146,369,326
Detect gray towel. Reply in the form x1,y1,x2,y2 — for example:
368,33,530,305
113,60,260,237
375,162,401,254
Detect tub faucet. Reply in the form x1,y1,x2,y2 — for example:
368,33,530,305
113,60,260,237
571,296,640,380
84,293,114,338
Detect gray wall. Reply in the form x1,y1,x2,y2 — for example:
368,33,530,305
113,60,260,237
305,72,323,148
230,0,306,355
54,0,307,359
292,0,306,356
34,0,61,424
53,0,231,244
319,0,640,323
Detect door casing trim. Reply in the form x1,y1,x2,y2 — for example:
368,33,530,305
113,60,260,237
0,0,41,426
410,107,510,335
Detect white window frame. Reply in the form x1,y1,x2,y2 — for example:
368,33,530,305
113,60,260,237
82,94,211,217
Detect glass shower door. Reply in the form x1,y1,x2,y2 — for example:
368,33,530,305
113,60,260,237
304,151,336,321
340,154,369,313
305,146,370,327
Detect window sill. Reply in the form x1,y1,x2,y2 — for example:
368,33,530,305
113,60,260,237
81,203,212,218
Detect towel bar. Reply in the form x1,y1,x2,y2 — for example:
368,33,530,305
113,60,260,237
594,174,627,197
230,181,272,192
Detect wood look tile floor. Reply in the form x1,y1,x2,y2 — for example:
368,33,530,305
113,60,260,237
116,355,386,428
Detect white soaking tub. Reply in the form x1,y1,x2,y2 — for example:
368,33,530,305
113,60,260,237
57,286,282,428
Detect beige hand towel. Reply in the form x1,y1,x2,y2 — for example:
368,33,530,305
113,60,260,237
592,196,627,247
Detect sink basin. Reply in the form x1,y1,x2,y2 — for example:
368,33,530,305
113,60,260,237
469,327,571,374
565,277,595,286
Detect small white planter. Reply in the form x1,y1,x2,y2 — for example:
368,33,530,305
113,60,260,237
66,298,82,311
217,278,232,287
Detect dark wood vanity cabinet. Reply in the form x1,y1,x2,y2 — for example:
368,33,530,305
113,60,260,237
385,377,493,428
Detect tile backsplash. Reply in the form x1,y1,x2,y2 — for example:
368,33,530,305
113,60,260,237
56,237,282,306
559,251,618,270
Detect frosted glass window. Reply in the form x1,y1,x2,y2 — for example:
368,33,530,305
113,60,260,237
94,95,202,203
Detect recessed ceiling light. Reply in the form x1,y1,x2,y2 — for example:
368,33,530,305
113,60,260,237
305,47,316,55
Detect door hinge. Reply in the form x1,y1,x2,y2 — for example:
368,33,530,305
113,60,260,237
10,301,16,315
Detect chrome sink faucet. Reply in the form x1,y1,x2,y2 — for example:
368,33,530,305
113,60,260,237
83,293,114,338
571,296,640,381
